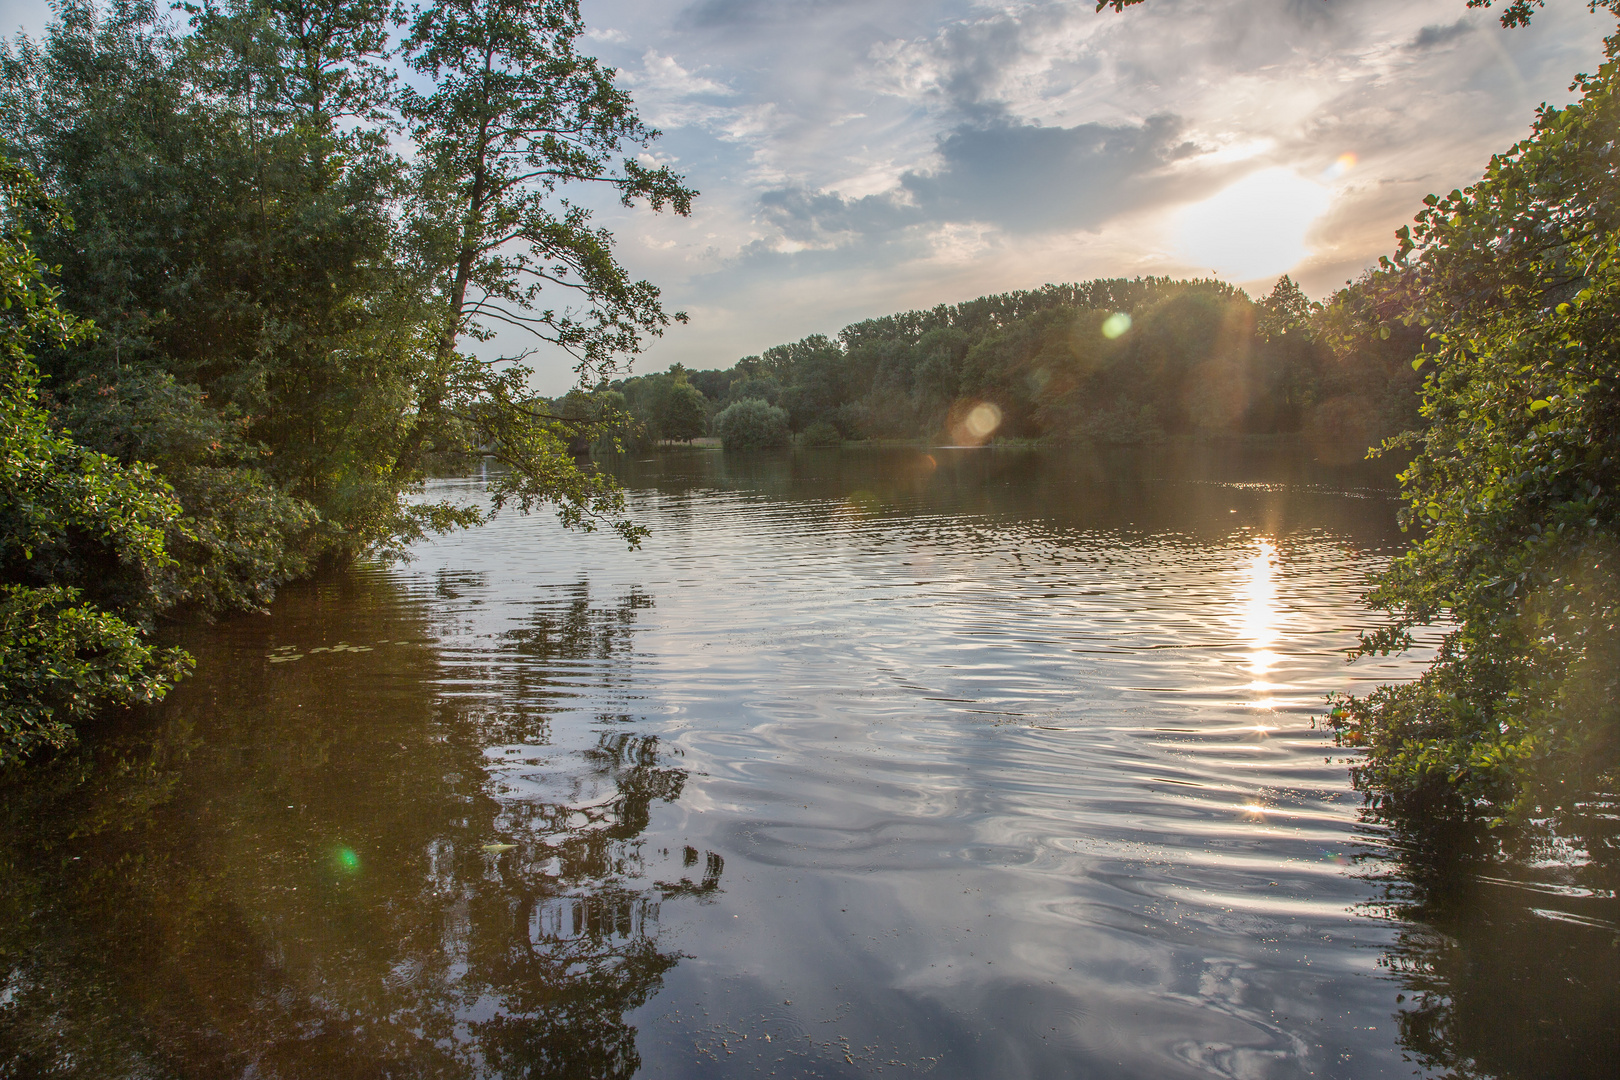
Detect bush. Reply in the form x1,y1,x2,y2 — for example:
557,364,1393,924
1,159,192,766
801,420,841,447
713,398,790,450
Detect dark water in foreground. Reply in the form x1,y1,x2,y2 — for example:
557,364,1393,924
1,445,1615,1079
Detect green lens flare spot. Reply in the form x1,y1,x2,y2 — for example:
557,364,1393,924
337,847,360,872
1101,312,1132,339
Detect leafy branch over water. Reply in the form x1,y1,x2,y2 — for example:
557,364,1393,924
1328,28,1620,825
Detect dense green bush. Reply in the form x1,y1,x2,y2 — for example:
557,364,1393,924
713,398,790,450
800,419,841,446
0,159,190,766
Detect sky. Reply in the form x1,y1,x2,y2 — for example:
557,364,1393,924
1,0,1612,391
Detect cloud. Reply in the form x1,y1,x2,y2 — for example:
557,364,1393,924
750,111,1200,257
902,115,1196,233
1408,17,1477,50
633,50,735,98
677,0,862,32
866,10,1062,121
756,185,920,246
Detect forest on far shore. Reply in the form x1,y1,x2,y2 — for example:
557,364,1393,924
596,272,1425,452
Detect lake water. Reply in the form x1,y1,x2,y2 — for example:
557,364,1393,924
1,445,1614,1079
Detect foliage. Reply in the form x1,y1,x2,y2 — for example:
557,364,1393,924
713,398,789,450
0,0,690,568
402,0,693,379
623,275,1419,449
400,0,693,544
658,381,708,443
0,0,690,553
0,158,190,766
0,0,429,563
51,371,317,613
801,419,841,447
1329,31,1620,820
611,366,708,445
0,0,692,764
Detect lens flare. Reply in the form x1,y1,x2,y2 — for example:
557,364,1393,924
1319,152,1358,181
963,402,1001,439
1101,312,1132,339
337,847,360,872
843,489,881,516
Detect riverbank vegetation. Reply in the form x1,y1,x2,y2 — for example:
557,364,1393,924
605,272,1425,451
1330,25,1620,830
0,0,692,764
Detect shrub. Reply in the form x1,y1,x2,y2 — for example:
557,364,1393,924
801,420,841,446
713,398,790,450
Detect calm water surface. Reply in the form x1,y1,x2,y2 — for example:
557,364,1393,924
1,445,1614,1079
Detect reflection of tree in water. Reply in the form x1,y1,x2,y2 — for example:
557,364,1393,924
1362,801,1618,1080
0,575,720,1078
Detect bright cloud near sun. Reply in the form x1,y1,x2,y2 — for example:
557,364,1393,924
1171,167,1335,283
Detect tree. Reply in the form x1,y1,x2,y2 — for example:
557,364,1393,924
657,381,708,443
0,158,190,766
1330,30,1620,821
0,0,419,572
401,0,694,541
1,0,701,575
713,398,789,450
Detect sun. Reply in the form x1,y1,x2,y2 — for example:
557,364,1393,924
1171,167,1333,282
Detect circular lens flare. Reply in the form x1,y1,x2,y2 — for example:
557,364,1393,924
1101,312,1132,339
963,403,1001,439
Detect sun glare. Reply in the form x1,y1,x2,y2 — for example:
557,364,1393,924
1172,167,1332,282
1235,538,1282,708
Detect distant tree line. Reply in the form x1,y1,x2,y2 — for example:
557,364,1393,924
596,273,1425,451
